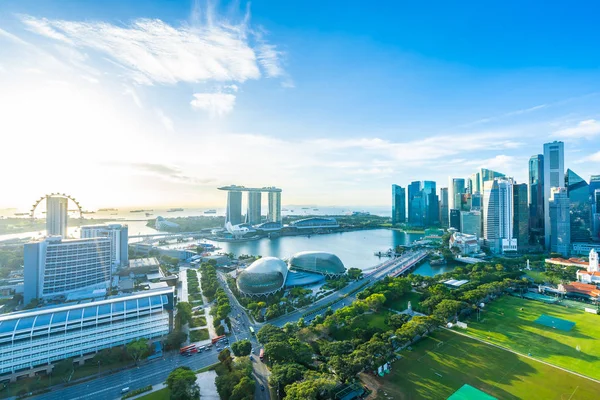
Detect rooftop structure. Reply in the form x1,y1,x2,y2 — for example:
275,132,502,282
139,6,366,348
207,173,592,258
288,251,346,276
576,249,600,284
443,279,469,288
449,232,480,255
81,224,128,268
0,287,173,375
288,217,339,229
218,185,282,227
236,257,288,296
558,282,600,299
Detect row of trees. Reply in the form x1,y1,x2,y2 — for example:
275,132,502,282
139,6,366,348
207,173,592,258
215,349,255,400
186,269,203,303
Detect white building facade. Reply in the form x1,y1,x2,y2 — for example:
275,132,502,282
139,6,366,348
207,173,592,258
483,178,517,253
0,288,173,375
543,141,565,249
81,224,129,268
576,249,600,284
24,237,112,304
45,196,68,237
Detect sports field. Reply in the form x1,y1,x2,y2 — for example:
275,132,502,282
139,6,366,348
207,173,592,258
374,329,600,400
465,295,600,379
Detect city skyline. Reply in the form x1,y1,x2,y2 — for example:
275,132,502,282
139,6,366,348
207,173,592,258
0,1,600,208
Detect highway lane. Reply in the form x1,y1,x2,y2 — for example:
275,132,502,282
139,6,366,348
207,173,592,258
33,349,219,400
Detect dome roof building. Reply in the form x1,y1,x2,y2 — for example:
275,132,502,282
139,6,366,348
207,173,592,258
236,257,288,297
288,251,346,277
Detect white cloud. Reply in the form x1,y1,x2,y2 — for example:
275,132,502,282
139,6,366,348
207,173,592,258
0,27,30,46
17,14,284,87
190,92,236,117
224,84,239,92
123,86,143,109
156,109,174,132
582,151,600,163
555,119,600,139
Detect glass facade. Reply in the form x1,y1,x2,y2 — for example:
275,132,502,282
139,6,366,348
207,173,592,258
288,251,345,276
226,191,243,225
566,169,591,243
528,154,544,245
0,289,173,374
408,181,423,226
391,185,406,225
513,183,529,251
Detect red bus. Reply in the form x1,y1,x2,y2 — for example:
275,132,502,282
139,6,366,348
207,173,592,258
259,348,264,361
211,335,226,344
180,344,196,355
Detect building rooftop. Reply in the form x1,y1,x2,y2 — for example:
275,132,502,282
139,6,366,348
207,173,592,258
443,279,469,287
129,257,160,269
217,185,282,192
561,282,600,298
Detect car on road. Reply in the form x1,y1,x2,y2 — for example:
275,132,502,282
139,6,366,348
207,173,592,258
260,384,265,391
121,387,130,394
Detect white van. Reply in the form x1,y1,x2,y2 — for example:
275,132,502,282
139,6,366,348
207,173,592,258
121,387,130,393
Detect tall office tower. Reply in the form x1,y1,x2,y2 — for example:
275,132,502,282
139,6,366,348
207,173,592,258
439,188,449,227
449,178,466,224
460,211,482,237
459,194,472,211
391,185,406,224
549,187,570,256
81,224,129,268
543,141,565,249
24,237,112,304
469,172,481,194
513,183,529,252
471,193,482,211
566,169,591,243
528,154,544,245
479,168,505,194
46,195,68,237
422,181,439,226
408,181,423,226
593,189,600,241
483,178,517,253
450,209,461,231
226,190,243,225
246,191,262,225
268,191,282,223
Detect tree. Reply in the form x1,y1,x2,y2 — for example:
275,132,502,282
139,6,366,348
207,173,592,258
365,293,386,311
231,340,252,357
126,338,149,364
433,299,466,320
52,358,74,383
269,363,306,390
284,375,337,400
230,376,255,400
219,348,233,371
347,268,363,280
167,367,200,400
165,331,188,351
257,324,287,344
176,302,193,328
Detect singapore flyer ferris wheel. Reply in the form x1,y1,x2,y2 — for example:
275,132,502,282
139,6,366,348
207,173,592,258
29,193,85,220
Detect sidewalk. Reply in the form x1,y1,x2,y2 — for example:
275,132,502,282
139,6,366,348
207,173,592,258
124,383,166,400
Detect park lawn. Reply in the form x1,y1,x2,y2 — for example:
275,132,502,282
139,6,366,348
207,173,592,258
464,295,600,380
363,312,391,331
138,387,169,400
189,328,209,342
525,270,559,284
373,329,600,400
386,291,423,313
330,311,392,341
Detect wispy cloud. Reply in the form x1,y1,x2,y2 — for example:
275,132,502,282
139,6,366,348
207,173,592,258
156,109,174,132
554,119,600,139
126,162,213,185
190,92,236,117
581,151,600,163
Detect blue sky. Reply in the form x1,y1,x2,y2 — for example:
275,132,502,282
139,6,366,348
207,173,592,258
0,0,599,209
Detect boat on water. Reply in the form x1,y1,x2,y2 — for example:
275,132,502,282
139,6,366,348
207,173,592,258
301,207,309,210
98,208,118,212
313,208,319,211
281,208,289,211
13,212,29,216
204,209,217,214
167,208,184,212
145,213,153,217
130,210,143,213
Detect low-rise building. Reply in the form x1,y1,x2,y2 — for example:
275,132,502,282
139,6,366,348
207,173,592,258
558,282,600,299
449,232,480,255
576,249,600,284
0,287,173,377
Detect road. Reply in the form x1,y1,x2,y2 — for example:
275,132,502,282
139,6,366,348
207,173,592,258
33,349,218,400
33,251,425,400
268,250,428,327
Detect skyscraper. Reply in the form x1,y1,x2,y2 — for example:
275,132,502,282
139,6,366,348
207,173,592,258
593,189,600,241
247,192,262,225
549,187,570,256
469,172,481,194
528,154,544,245
81,224,129,268
408,181,423,226
450,209,461,231
460,211,482,237
268,191,282,223
24,237,112,304
543,141,565,249
46,195,68,237
439,188,449,227
451,178,466,209
226,190,243,225
422,181,439,226
471,193,482,211
483,178,517,253
566,169,591,243
391,185,406,225
513,183,529,252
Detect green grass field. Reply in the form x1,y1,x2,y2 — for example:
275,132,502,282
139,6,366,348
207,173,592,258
387,291,423,313
465,295,600,380
137,388,169,400
374,329,600,400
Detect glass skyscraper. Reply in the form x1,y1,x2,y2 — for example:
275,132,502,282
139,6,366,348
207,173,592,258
513,183,529,251
549,187,570,256
408,181,423,226
439,188,449,227
566,169,591,243
391,185,406,224
528,154,544,245
543,141,565,249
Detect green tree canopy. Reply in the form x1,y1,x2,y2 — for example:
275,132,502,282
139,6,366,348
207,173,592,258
126,338,150,364
231,339,252,357
167,367,200,400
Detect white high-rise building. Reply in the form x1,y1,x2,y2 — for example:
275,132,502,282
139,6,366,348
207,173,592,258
24,237,112,304
268,191,282,223
483,178,517,253
46,196,68,237
81,224,129,268
549,187,570,256
543,141,565,249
